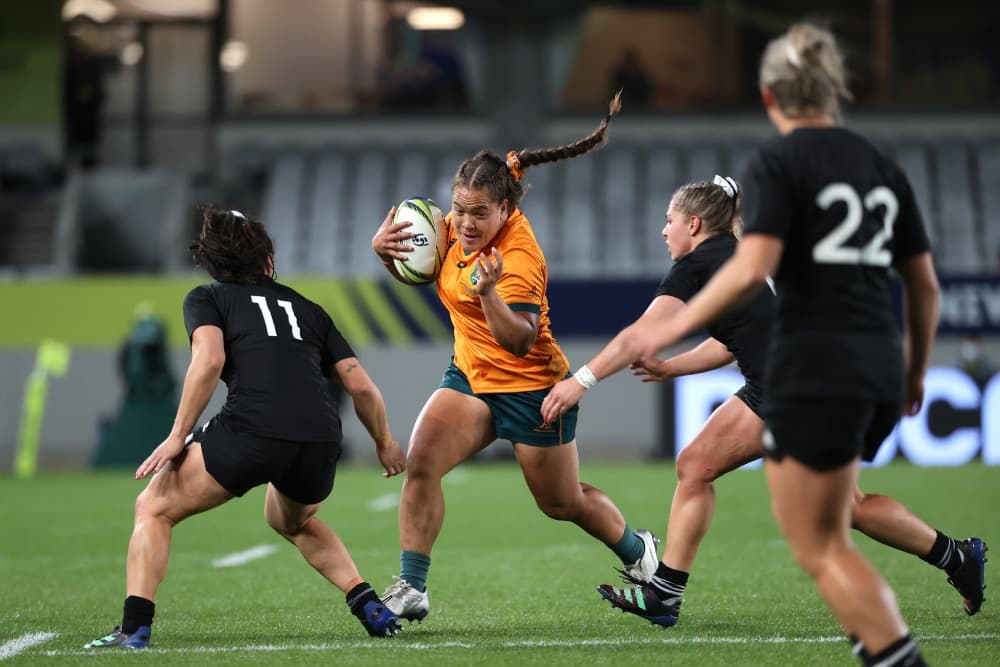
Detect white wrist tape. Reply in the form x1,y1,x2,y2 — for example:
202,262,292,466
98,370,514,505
573,364,598,389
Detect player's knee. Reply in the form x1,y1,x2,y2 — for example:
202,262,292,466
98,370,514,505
676,445,718,484
849,488,868,511
787,544,826,578
402,452,443,483
265,510,306,538
133,487,162,522
267,516,299,538
534,494,580,521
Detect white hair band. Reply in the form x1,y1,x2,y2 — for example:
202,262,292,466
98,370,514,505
230,210,246,219
713,174,739,199
785,42,801,67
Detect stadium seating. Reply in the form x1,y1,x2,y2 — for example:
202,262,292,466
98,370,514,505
2,136,997,277
237,138,1000,278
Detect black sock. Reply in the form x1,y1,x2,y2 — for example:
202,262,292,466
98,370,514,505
649,563,688,605
121,596,155,634
346,582,379,621
921,530,964,573
862,634,926,667
654,563,689,586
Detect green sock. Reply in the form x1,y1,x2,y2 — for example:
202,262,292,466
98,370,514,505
611,524,644,565
400,550,431,592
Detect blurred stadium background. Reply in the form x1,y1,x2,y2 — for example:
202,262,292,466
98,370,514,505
1,0,999,472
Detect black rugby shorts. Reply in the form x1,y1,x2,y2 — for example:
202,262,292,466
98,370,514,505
734,381,764,417
760,397,900,471
191,416,342,504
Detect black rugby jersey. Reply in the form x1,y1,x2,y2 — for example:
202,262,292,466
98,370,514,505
740,126,930,400
183,277,355,442
656,234,772,387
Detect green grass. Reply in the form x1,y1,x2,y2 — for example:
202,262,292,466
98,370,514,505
2,462,998,665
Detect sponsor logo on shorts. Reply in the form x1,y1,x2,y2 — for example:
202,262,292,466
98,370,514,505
762,427,776,452
533,420,557,433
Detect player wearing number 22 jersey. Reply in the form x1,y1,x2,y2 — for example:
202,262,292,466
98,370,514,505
741,126,929,411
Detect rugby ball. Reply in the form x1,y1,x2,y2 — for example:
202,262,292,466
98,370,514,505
391,197,447,285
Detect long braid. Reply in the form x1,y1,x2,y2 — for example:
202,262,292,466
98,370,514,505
452,92,624,208
518,91,622,168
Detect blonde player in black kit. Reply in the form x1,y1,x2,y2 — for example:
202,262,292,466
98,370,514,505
86,208,407,650
544,176,986,631
544,22,989,666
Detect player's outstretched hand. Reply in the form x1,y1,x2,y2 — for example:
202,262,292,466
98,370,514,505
376,438,407,478
903,372,925,417
629,357,672,383
541,377,585,425
135,433,186,479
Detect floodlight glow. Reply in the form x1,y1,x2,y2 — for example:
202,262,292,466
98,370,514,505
119,41,144,66
406,7,465,31
220,41,249,72
62,0,117,23
124,0,215,17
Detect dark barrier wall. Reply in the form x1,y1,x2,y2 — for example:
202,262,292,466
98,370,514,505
935,276,1000,334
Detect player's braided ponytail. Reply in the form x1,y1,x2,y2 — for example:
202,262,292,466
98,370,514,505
190,207,275,284
516,91,622,169
453,92,623,208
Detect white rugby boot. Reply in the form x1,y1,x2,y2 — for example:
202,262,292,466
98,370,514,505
381,577,430,623
621,529,660,584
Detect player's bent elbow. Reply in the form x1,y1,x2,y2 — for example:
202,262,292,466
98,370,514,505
195,352,225,375
348,382,382,405
911,272,940,299
504,341,533,357
618,326,652,362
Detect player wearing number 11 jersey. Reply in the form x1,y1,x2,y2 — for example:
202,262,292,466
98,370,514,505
86,208,406,650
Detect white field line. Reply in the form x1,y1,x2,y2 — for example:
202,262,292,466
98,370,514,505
210,544,279,568
443,468,469,484
367,466,469,512
0,632,58,660
367,493,400,512
38,633,1000,657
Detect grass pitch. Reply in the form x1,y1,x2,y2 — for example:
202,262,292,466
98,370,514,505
2,462,997,666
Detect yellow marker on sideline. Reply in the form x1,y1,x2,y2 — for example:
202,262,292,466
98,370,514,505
15,339,71,479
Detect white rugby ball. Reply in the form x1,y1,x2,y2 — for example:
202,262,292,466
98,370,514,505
391,197,447,285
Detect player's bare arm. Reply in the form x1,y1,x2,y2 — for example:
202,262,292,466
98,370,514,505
894,251,940,416
476,248,539,357
632,337,734,383
136,325,224,479
333,357,405,477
